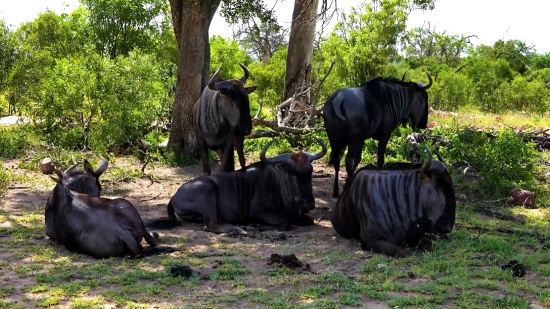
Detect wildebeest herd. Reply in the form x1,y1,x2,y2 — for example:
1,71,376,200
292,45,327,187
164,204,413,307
44,65,456,261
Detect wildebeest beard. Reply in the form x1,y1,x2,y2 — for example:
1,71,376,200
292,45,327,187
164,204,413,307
257,163,304,218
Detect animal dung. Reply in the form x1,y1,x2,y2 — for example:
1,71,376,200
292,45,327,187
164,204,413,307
268,253,311,271
169,265,194,279
501,260,526,277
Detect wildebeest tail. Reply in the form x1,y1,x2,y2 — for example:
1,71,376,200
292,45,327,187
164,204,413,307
142,201,179,229
143,245,182,256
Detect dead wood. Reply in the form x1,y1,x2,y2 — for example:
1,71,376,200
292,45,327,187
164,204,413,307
455,225,548,242
472,205,525,224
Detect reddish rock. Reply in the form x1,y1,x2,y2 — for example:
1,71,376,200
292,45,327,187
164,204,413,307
427,121,440,128
494,116,501,122
510,188,535,207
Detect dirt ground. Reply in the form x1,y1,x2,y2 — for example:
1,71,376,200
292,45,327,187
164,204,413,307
1,155,549,309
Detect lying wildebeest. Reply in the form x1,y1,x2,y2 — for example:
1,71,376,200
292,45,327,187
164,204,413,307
194,64,257,175
322,73,433,197
144,138,327,235
330,146,456,258
45,158,181,259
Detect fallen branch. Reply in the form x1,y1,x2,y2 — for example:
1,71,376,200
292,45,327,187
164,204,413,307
252,118,321,134
473,205,525,224
455,225,548,242
244,130,281,139
8,186,28,190
140,192,162,202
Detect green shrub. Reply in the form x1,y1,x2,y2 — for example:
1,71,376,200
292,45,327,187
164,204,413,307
0,125,34,158
0,158,8,198
443,127,538,198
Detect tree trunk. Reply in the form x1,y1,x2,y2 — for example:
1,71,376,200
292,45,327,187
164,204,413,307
167,0,220,158
282,0,320,101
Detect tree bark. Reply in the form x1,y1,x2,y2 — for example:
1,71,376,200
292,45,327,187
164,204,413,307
167,0,220,158
282,0,320,101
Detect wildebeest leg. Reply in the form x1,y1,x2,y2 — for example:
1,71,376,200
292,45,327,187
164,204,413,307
250,212,291,231
198,139,212,175
343,140,362,191
363,237,413,258
376,136,391,169
288,214,315,226
233,135,246,169
218,141,235,173
330,143,345,198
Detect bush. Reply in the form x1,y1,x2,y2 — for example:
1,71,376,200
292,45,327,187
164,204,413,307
0,158,8,199
0,125,34,158
443,127,538,198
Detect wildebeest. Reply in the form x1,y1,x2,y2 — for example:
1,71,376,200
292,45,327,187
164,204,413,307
322,73,433,197
45,158,181,259
194,64,257,175
330,146,456,258
144,138,328,235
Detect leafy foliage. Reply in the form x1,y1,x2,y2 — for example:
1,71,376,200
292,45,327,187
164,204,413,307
443,127,539,198
0,158,7,199
1,0,550,202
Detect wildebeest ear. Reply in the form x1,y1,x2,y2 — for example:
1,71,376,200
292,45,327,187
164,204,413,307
83,160,95,177
244,86,257,94
417,172,430,183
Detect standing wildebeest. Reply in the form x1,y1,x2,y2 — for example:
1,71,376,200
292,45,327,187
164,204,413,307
330,146,456,258
323,73,433,197
195,64,257,175
45,158,181,259
144,138,327,235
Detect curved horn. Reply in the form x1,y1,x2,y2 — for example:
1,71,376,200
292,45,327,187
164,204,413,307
421,145,433,173
418,72,433,90
94,156,108,176
207,68,222,90
305,138,328,162
260,139,291,164
238,63,249,83
64,162,79,175
401,72,406,82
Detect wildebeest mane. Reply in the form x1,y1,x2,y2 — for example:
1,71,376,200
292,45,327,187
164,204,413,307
46,181,83,247
240,160,302,216
62,170,100,194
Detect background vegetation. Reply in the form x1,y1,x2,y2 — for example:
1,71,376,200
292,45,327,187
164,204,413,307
1,0,549,201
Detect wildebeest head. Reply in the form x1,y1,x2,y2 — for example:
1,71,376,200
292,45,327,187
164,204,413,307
259,138,327,213
416,146,455,234
402,72,432,131
50,157,109,197
207,64,256,136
